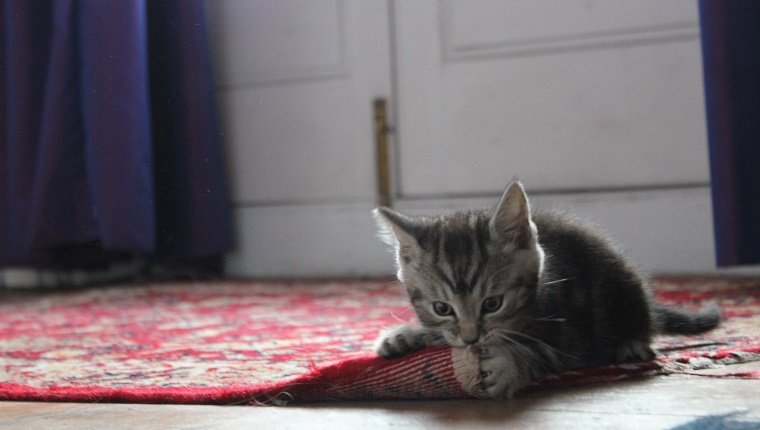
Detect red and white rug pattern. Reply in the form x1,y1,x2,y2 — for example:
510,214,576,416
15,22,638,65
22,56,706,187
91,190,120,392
0,277,758,404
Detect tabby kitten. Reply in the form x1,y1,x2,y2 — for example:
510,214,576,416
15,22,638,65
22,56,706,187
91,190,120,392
373,181,720,398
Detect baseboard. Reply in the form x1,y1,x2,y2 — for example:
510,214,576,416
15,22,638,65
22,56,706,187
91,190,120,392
0,259,145,289
225,202,394,278
225,187,718,278
536,187,716,274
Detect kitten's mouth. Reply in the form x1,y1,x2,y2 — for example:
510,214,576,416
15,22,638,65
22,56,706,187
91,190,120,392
453,338,490,349
462,333,501,349
447,337,474,349
449,331,497,348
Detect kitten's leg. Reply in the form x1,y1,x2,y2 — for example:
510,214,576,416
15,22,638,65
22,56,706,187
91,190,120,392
374,325,438,358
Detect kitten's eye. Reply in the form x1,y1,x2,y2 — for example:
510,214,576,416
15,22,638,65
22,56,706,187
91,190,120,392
482,296,503,314
433,302,455,317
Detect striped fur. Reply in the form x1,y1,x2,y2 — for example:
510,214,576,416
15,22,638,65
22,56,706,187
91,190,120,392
374,181,720,398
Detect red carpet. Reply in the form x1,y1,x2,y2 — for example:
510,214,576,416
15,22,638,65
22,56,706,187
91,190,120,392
0,277,758,404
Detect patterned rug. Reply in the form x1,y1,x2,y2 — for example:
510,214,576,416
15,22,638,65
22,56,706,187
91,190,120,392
0,277,758,404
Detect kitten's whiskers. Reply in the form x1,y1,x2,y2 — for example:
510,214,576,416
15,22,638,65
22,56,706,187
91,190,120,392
540,277,571,286
493,332,555,373
531,314,567,323
496,328,578,361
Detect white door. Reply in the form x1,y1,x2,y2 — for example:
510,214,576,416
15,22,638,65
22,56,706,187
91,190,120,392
207,0,391,203
207,0,395,276
390,0,714,272
393,0,709,196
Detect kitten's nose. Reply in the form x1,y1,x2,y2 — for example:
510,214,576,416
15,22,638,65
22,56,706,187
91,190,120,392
460,323,479,345
462,335,479,345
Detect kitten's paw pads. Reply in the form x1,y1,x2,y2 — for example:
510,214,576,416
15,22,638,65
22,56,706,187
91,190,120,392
374,325,429,358
615,340,655,363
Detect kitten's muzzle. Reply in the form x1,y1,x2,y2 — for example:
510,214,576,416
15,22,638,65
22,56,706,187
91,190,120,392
459,322,480,345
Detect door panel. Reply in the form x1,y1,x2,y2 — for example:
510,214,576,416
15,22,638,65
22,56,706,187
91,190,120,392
207,0,391,203
395,0,709,197
442,0,698,60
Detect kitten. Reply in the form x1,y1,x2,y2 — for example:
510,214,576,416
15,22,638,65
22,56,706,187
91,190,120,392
373,181,720,398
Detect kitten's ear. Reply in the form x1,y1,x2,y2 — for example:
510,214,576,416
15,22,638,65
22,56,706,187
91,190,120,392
490,181,536,249
373,207,420,251
373,207,426,272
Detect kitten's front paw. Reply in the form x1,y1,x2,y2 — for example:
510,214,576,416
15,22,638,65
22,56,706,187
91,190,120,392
477,347,514,399
453,346,527,399
374,325,431,358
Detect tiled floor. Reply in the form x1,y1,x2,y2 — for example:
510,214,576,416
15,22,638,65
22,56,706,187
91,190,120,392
2,362,759,430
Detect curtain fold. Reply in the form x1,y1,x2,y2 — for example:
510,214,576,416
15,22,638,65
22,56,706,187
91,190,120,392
699,1,760,267
1,0,231,270
148,1,231,260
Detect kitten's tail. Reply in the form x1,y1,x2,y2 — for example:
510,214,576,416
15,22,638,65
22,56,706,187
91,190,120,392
652,303,721,335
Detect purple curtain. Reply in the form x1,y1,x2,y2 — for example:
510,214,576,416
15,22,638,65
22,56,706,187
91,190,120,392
1,0,231,269
699,1,760,267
